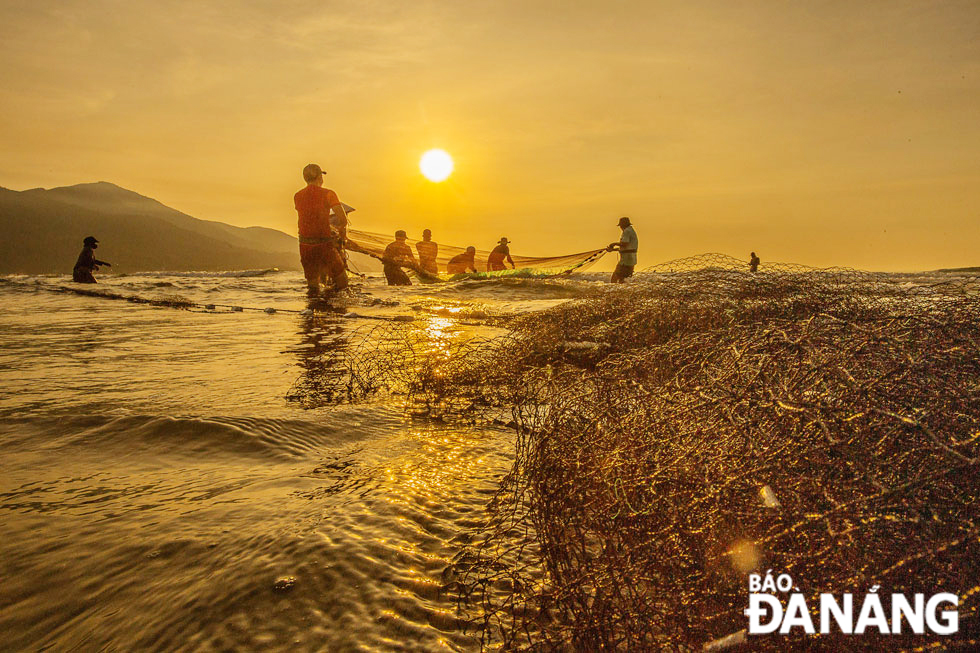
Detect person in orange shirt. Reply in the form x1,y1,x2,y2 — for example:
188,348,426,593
294,163,348,295
487,237,515,271
416,229,438,275
446,246,477,275
383,230,416,286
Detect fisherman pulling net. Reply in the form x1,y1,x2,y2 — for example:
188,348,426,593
344,228,607,282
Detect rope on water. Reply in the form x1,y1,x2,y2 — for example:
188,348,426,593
66,286,306,313
23,282,424,322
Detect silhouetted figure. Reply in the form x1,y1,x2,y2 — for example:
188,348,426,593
416,229,439,274
73,236,111,283
607,216,638,283
749,251,760,273
294,163,348,296
383,230,416,286
447,246,478,274
487,237,515,271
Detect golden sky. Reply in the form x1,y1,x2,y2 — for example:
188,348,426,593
1,0,978,270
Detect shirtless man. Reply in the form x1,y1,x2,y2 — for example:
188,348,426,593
416,229,439,275
487,237,515,271
447,246,477,274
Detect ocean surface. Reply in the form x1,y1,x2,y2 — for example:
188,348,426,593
0,270,604,652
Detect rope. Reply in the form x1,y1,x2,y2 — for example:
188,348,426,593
49,285,307,313
547,248,608,277
19,282,427,322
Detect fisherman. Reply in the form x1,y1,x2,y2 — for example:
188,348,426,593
447,246,478,275
749,251,760,273
607,216,638,283
487,237,515,271
416,229,439,274
383,230,416,286
72,236,111,283
294,163,348,296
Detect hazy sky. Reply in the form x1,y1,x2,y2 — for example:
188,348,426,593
1,0,978,270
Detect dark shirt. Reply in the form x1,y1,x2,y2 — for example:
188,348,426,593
74,246,97,270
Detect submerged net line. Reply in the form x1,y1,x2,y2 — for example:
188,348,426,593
6,281,311,314
289,253,980,651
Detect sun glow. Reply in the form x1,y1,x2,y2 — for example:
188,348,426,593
419,149,453,182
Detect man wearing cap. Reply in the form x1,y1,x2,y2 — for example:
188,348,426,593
72,236,111,283
607,217,638,283
382,230,416,286
416,229,439,275
294,163,348,295
487,237,515,271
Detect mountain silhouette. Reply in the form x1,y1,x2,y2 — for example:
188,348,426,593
0,182,375,274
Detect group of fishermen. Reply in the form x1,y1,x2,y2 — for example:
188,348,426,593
71,163,760,290
380,231,515,286
291,162,644,294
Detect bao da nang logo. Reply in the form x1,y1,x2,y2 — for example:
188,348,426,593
744,571,958,635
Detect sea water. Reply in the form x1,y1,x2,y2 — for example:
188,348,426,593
2,267,969,651
0,270,601,652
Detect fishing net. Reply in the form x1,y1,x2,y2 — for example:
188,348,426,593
291,253,980,650
343,228,607,279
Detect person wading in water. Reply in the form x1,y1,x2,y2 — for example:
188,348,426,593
73,236,111,283
487,237,515,271
447,246,477,274
383,230,416,286
416,229,438,275
293,163,348,296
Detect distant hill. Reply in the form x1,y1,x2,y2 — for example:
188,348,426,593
0,182,380,275
0,182,301,274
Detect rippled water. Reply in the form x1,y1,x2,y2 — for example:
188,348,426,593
0,271,601,651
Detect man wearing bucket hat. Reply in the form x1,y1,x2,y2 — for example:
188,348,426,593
382,230,416,286
72,236,112,283
294,163,349,295
607,217,638,283
487,237,515,272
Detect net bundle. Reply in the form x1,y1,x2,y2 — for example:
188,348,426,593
291,253,980,650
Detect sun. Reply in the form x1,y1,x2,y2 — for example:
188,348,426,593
419,149,454,182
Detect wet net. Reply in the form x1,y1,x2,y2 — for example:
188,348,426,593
344,228,607,280
290,253,980,650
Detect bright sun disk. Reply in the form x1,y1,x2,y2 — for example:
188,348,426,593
420,149,453,182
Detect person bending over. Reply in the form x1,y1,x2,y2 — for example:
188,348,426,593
487,237,515,271
383,230,416,286
447,246,477,274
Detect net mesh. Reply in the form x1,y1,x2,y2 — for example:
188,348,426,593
344,228,607,279
288,253,980,650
